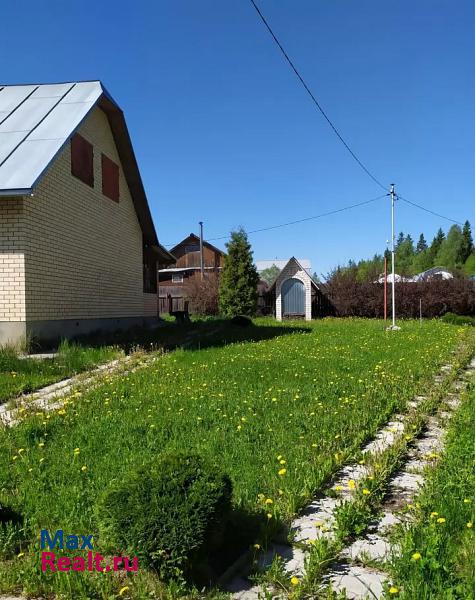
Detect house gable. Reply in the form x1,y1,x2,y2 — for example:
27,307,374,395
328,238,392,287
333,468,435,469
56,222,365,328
0,82,160,251
21,105,154,322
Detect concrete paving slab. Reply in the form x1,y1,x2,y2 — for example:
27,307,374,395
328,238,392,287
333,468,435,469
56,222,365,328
327,563,387,599
342,534,392,562
257,544,306,576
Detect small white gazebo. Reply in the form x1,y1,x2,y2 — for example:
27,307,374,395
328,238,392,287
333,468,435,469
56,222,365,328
271,257,315,321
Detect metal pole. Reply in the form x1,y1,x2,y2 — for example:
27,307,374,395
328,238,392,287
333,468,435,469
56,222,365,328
390,184,397,328
384,255,387,322
199,221,204,280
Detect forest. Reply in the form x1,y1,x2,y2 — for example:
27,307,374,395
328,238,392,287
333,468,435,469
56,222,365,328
327,221,475,283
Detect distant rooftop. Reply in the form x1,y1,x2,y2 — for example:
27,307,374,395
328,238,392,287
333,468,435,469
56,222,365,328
256,258,311,273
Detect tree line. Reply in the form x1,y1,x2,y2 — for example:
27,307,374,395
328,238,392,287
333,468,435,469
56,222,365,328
331,221,475,283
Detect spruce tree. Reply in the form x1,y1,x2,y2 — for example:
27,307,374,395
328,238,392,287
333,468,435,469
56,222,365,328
396,232,405,248
416,233,428,253
461,220,473,263
218,228,259,317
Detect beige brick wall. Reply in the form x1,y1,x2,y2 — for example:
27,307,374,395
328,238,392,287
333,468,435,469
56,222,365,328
21,106,156,322
0,198,26,322
276,259,312,321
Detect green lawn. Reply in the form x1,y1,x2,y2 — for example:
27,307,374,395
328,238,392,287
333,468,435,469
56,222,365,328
0,341,121,404
0,318,470,599
388,383,475,599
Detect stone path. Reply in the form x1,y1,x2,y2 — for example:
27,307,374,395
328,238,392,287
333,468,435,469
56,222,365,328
324,367,471,599
0,353,154,426
226,356,474,599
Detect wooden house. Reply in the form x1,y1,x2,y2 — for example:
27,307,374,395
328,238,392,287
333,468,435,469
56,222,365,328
158,233,225,311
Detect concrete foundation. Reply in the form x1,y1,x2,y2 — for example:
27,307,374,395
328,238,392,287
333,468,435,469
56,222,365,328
0,316,160,346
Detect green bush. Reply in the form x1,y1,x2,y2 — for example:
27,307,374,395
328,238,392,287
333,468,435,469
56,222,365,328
96,452,232,581
441,312,475,326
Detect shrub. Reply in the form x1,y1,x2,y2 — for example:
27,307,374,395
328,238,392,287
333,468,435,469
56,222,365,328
323,274,475,318
185,272,220,315
230,315,253,327
441,312,475,326
96,452,232,582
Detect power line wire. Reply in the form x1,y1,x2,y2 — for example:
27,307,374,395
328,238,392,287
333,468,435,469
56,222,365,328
164,193,387,247
248,0,465,228
248,0,388,192
398,194,463,226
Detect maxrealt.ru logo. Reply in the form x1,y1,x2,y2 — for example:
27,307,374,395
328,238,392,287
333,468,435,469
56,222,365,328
40,530,138,572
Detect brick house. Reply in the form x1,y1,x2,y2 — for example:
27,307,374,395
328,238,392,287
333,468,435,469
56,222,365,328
0,81,174,345
158,233,225,311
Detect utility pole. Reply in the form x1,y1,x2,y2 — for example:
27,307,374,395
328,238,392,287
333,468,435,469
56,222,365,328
199,221,204,280
388,184,400,330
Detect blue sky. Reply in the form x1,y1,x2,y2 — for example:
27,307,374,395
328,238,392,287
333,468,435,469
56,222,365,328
1,1,474,276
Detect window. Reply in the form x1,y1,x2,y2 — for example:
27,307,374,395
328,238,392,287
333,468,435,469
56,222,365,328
172,273,184,283
184,244,200,254
71,134,94,187
102,153,120,202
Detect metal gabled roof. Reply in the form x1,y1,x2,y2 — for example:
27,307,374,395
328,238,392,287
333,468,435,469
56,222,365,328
0,81,106,193
0,81,160,247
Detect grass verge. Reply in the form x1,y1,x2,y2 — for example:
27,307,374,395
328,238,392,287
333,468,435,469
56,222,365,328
0,318,470,599
387,385,475,598
0,340,121,404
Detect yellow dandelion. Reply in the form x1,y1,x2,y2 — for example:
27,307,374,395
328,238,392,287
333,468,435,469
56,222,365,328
467,522,473,529
389,586,399,595
17,552,24,558
430,512,438,518
265,498,273,505
290,576,299,586
278,468,287,476
18,448,25,453
253,543,261,550
362,489,371,495
266,513,273,519
81,465,87,472
38,442,45,448
411,552,421,561
436,517,446,524
119,587,129,597
347,480,356,490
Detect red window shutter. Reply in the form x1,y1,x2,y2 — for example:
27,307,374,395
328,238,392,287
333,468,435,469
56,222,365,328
101,154,120,202
70,134,94,187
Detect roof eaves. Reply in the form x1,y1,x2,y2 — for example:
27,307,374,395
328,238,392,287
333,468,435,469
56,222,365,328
0,188,32,197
